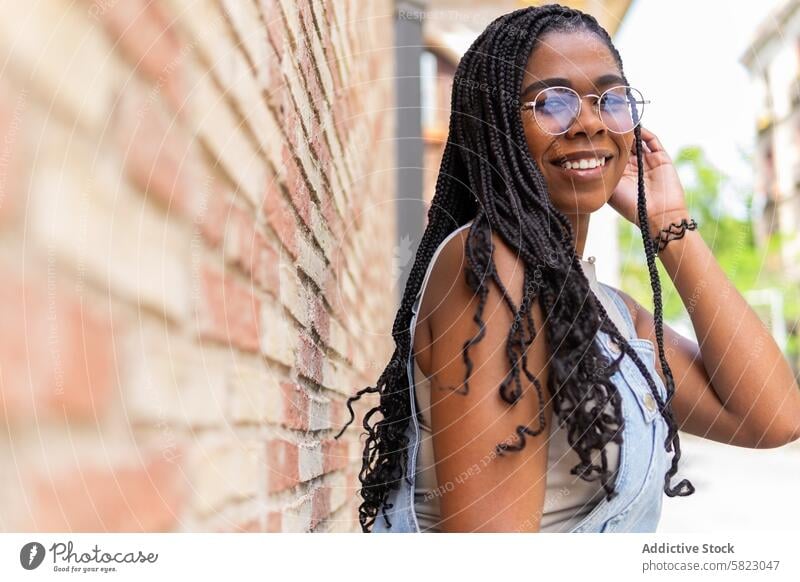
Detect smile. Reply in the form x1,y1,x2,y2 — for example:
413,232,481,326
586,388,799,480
550,155,613,181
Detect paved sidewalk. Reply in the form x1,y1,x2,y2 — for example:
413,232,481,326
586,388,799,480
658,432,800,532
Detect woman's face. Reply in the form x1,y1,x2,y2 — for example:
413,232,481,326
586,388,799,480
520,30,635,215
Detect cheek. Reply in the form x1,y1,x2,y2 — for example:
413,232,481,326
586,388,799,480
523,129,551,170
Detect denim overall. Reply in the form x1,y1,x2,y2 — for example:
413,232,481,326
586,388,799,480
372,224,672,533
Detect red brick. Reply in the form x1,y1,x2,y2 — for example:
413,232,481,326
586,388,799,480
320,191,341,242
329,396,345,429
281,381,310,430
231,206,281,296
281,92,299,149
290,179,312,230
281,146,311,228
332,94,346,143
264,45,283,110
310,485,331,530
327,42,341,98
317,133,332,179
262,0,286,52
195,264,261,352
261,180,298,259
198,188,235,249
311,295,330,345
114,92,198,218
323,267,337,315
0,265,116,424
259,243,281,297
296,331,323,384
95,0,186,112
322,438,348,473
298,2,315,39
312,2,330,48
266,511,282,532
307,113,322,160
25,450,185,532
266,439,300,493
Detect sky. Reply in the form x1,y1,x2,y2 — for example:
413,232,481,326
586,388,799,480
614,0,787,216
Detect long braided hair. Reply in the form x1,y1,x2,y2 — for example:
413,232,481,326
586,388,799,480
334,4,694,533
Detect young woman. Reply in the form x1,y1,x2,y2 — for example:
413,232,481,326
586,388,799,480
335,4,800,533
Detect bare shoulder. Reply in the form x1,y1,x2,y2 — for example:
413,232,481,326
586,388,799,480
420,225,534,328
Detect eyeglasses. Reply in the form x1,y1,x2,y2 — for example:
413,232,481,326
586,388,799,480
520,85,649,135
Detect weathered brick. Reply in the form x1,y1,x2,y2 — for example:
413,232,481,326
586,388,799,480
310,484,331,530
266,439,300,493
194,263,262,352
282,145,311,228
227,204,282,295
261,180,299,259
297,330,323,384
322,438,349,473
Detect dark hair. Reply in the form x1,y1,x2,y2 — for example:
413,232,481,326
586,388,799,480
334,3,694,533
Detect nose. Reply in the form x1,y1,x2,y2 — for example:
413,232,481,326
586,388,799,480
565,94,605,139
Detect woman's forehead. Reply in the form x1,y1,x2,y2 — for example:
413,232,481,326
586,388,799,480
525,30,614,70
523,31,619,90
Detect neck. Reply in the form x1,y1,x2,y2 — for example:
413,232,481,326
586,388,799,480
564,212,590,258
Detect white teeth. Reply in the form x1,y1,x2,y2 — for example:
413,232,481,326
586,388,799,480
561,157,606,170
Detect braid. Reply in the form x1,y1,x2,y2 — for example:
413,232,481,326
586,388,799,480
335,3,693,533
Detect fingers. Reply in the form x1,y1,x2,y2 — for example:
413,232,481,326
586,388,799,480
639,125,665,154
628,139,650,156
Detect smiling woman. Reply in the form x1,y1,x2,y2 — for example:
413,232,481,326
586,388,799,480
335,2,800,534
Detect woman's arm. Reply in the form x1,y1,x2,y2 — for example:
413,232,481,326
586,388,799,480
422,228,553,532
618,224,800,449
609,125,800,449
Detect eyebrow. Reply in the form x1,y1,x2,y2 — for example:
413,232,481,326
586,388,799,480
520,74,626,99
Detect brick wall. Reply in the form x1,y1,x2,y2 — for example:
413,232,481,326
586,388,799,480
0,0,396,532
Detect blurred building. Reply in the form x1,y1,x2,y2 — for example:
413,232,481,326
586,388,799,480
741,0,800,282
419,0,635,285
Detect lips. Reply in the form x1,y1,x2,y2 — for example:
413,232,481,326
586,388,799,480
549,151,615,166
550,154,614,182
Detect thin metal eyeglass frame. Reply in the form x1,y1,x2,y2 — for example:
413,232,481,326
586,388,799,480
519,85,650,135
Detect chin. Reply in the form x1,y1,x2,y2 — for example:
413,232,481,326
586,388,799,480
550,189,609,215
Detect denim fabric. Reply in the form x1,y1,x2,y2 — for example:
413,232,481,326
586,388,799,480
372,238,671,533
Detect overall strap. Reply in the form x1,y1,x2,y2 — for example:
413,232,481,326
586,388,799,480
412,221,474,315
598,282,637,340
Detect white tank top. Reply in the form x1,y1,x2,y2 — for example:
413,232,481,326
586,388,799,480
412,222,629,532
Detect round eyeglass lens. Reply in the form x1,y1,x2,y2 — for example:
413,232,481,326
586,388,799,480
600,86,645,133
532,87,580,135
